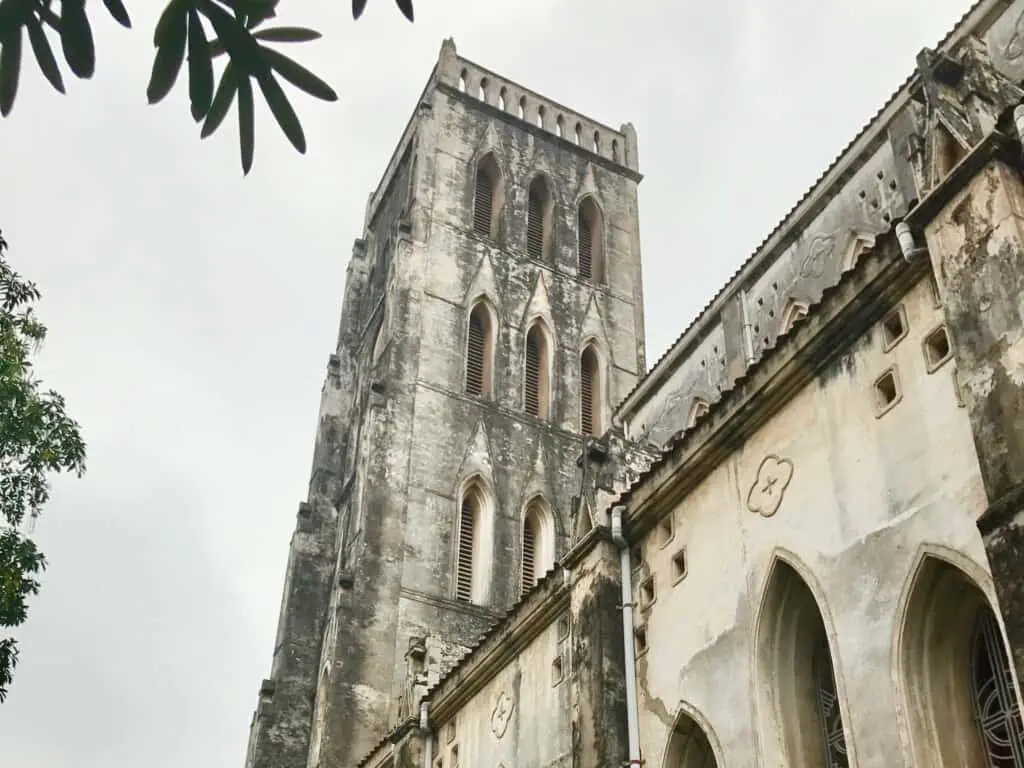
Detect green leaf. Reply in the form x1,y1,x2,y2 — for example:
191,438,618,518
200,0,267,76
254,68,305,153
26,16,65,95
207,39,226,58
0,21,22,117
146,1,187,104
153,0,183,46
58,0,95,79
251,27,321,44
352,0,368,20
101,0,132,29
187,8,213,120
395,0,414,22
237,72,254,174
261,47,336,102
200,60,238,138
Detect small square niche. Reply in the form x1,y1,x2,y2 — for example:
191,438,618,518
638,576,656,610
881,305,908,351
671,549,688,584
634,625,649,656
656,515,674,549
923,325,953,372
873,367,902,417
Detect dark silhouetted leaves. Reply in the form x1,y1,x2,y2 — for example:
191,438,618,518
0,21,22,116
255,65,304,153
352,0,367,20
147,0,187,104
59,0,95,79
237,71,254,173
262,46,336,102
353,0,414,22
102,0,132,29
252,26,321,44
187,7,212,120
26,17,64,95
200,59,237,138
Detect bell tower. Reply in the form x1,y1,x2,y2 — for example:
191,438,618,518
244,38,646,768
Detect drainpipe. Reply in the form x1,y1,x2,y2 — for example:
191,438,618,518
611,506,642,766
420,700,433,768
738,289,757,366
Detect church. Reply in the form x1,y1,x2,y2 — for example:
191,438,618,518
243,0,1024,765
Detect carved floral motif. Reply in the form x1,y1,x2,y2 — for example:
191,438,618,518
490,690,514,739
746,455,794,518
799,233,836,280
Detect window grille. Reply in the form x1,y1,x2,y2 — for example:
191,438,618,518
466,309,486,396
521,518,536,595
581,349,597,436
527,188,545,260
525,330,542,416
473,168,493,237
456,497,475,603
578,208,592,280
813,639,849,768
972,610,1024,767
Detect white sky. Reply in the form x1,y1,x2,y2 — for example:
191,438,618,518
0,1,974,765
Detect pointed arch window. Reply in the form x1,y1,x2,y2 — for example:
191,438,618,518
687,398,710,429
527,176,553,261
580,345,603,436
456,482,490,604
577,197,604,284
524,322,552,419
522,497,553,595
780,300,810,335
473,154,503,239
665,711,720,767
465,302,495,398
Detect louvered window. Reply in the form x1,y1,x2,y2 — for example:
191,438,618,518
466,307,488,397
581,347,599,436
474,167,494,237
578,208,592,280
521,518,536,595
525,330,541,417
456,496,476,603
527,182,546,260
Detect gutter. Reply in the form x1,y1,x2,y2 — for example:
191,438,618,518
610,506,642,766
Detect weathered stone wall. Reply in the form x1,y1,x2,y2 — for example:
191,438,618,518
629,272,995,767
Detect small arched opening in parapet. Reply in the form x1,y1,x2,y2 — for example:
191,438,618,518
455,477,494,605
473,152,504,240
662,705,723,768
612,139,620,163
465,299,497,399
458,69,467,92
897,550,1024,767
477,77,488,102
686,398,710,429
580,342,605,437
577,196,605,285
524,317,554,420
754,554,853,767
556,115,564,138
518,95,527,120
574,122,583,146
536,105,546,129
527,174,555,262
779,299,810,336
592,131,601,154
521,495,554,596
498,87,507,112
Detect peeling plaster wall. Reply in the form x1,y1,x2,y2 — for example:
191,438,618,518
631,277,996,768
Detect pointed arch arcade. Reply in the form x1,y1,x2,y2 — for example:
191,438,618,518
473,152,504,240
580,342,604,437
455,477,494,605
465,299,497,399
521,495,554,596
527,174,554,261
577,196,605,284
524,319,553,420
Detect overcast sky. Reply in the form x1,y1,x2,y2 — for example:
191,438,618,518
0,0,975,765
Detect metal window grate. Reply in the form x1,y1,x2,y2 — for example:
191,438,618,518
972,610,1024,767
466,310,486,396
456,497,475,603
521,517,536,595
581,350,596,436
813,637,849,768
473,168,493,237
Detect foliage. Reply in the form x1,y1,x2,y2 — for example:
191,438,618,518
0,230,86,702
0,0,414,174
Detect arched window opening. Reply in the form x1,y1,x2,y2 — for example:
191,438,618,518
580,345,602,436
518,96,527,120
477,77,488,102
537,105,546,128
577,197,605,284
524,322,552,419
593,131,601,153
612,139,620,163
458,69,467,93
498,87,507,112
473,153,502,239
755,559,850,768
556,115,564,138
665,711,719,768
527,176,553,262
521,497,553,596
687,398,710,429
465,302,495,398
900,555,1024,767
574,122,582,145
456,483,489,604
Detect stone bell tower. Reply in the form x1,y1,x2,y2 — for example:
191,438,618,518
244,38,647,768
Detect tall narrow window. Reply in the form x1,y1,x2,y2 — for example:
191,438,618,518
971,610,1024,766
521,497,552,596
524,322,551,419
473,154,502,239
577,197,604,283
527,176,552,261
465,302,494,398
456,490,480,603
580,345,602,436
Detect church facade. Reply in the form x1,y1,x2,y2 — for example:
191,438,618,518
244,1,1024,765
